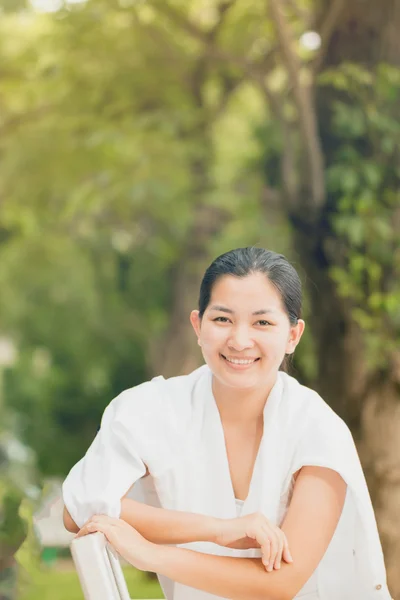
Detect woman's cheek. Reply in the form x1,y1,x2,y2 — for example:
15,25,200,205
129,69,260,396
202,326,226,347
260,333,286,359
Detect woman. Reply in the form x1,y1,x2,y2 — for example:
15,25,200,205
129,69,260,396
63,247,391,600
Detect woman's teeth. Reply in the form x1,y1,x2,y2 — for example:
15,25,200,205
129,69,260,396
223,356,259,365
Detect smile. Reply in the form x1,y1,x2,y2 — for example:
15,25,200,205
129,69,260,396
220,354,260,367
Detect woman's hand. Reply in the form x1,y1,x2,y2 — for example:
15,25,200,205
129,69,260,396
214,512,293,572
74,515,157,572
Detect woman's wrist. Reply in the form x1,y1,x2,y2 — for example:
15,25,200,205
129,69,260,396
142,516,221,573
203,515,221,544
146,543,170,573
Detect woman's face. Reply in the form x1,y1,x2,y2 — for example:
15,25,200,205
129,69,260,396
190,273,305,391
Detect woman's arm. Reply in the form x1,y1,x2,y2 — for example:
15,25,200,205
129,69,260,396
84,466,346,599
119,497,219,545
152,548,289,600
74,495,291,568
145,466,347,600
64,494,219,543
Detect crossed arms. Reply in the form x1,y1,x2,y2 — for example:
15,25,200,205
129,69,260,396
64,466,346,600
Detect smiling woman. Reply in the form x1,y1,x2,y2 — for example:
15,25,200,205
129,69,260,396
62,247,392,600
190,265,304,402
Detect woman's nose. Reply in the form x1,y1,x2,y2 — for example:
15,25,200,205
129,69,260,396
227,328,255,351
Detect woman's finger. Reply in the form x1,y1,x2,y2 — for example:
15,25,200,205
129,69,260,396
267,531,278,572
254,528,271,569
74,515,111,538
75,518,112,540
282,532,293,564
261,539,271,569
91,514,119,526
85,521,112,539
74,527,89,538
74,520,94,538
274,532,284,570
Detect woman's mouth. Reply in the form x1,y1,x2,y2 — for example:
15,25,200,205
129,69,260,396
220,354,261,370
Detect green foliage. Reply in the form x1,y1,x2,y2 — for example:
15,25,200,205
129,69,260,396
0,233,162,474
323,63,400,366
1,0,398,484
14,498,42,599
0,485,28,564
0,0,274,477
0,440,39,599
0,2,398,597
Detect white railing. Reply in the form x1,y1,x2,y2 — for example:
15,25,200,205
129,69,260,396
70,531,163,600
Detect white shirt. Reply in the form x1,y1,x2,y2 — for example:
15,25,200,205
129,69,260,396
62,365,391,600
234,498,244,517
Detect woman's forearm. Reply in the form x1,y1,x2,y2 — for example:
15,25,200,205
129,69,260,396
120,498,220,545
148,545,292,600
64,497,220,545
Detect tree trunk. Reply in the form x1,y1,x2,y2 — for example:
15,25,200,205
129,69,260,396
148,55,231,377
360,361,400,598
289,217,367,432
150,201,229,377
286,0,400,595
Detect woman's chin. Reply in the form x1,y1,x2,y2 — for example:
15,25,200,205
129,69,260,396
213,367,265,390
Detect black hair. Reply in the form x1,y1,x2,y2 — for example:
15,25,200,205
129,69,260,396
198,247,302,324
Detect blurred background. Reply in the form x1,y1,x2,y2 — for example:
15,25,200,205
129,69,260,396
0,0,399,598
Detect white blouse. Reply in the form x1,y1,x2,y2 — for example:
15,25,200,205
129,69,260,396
234,498,244,517
62,365,392,600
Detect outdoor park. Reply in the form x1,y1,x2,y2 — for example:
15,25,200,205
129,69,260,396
0,0,399,598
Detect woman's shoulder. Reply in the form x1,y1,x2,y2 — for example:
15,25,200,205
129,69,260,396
109,363,210,422
278,371,351,436
278,373,358,476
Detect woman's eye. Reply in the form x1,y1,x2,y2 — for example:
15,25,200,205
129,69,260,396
213,317,271,326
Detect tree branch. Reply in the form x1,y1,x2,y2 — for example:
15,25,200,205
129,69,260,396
313,0,346,74
148,0,208,41
283,0,311,25
268,0,326,210
148,0,298,206
0,104,54,138
148,0,280,82
210,70,246,122
207,0,238,42
264,88,299,208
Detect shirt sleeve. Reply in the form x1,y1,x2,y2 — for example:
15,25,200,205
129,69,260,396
289,409,357,477
62,387,151,528
284,401,390,599
284,402,370,499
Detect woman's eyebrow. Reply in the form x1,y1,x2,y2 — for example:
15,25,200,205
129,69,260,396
209,305,275,316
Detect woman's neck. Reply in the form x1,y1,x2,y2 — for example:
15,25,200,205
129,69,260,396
211,373,278,425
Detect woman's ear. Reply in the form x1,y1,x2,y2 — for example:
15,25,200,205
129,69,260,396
190,310,201,340
285,319,305,355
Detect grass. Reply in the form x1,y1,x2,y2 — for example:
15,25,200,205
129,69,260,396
18,563,164,600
